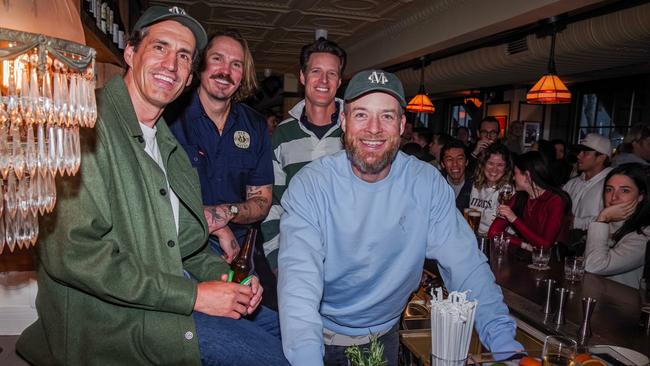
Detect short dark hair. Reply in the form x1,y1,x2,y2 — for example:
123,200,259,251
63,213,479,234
432,133,453,147
440,139,468,161
413,128,433,145
479,116,500,134
300,38,347,75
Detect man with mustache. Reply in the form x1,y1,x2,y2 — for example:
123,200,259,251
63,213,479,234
277,70,522,366
168,30,278,309
260,38,347,273
17,7,286,365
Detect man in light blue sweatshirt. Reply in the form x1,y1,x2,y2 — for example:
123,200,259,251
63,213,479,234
277,70,522,366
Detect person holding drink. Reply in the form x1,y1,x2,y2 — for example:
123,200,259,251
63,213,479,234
584,163,650,288
488,152,571,250
468,144,513,235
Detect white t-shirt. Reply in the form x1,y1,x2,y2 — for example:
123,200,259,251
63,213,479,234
469,185,499,235
139,122,180,234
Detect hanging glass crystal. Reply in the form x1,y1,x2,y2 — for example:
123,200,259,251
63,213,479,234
0,27,96,253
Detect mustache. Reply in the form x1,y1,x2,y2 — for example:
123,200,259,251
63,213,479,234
209,73,235,85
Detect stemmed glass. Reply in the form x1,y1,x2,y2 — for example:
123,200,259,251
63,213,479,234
498,184,515,204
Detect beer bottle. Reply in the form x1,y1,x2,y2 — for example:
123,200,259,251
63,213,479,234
229,227,257,285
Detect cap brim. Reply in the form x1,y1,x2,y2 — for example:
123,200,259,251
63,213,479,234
346,88,406,108
571,144,595,152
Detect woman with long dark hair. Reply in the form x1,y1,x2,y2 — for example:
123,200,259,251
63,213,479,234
469,144,513,234
584,163,650,288
488,151,572,249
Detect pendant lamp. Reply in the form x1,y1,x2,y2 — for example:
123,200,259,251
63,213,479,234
526,29,571,104
406,57,435,113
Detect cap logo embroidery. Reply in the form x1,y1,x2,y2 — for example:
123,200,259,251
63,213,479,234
168,6,186,15
368,71,388,84
234,131,251,149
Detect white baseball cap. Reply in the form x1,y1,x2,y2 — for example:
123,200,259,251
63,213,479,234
575,133,612,158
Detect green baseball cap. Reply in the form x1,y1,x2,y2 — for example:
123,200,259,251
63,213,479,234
133,6,207,51
344,70,406,107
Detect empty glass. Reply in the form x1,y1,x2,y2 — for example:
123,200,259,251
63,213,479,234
529,246,551,270
542,336,577,366
564,256,585,282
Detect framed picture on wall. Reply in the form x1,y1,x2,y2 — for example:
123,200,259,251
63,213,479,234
523,122,541,147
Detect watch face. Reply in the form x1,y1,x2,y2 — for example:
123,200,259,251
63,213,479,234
230,205,238,215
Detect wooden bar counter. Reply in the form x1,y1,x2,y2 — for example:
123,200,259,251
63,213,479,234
489,248,649,357
399,250,649,365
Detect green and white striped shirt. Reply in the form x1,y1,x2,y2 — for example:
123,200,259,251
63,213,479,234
261,98,344,268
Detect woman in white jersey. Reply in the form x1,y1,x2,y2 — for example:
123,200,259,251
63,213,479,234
469,144,513,235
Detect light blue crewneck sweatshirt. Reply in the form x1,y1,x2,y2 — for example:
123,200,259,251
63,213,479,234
278,151,521,365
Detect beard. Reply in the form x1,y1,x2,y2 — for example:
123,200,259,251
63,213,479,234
344,133,401,175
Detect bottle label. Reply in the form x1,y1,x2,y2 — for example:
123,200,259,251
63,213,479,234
239,275,253,286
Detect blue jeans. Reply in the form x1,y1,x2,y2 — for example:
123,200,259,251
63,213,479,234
193,306,289,366
323,323,399,366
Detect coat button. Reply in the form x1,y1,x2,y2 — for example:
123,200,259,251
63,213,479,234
167,240,175,248
184,331,193,340
160,188,167,196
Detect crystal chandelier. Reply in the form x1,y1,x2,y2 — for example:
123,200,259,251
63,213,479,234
0,27,97,254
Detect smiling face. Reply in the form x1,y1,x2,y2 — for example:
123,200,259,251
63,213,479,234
604,174,643,208
124,20,195,111
300,52,341,108
441,148,467,184
342,92,405,182
199,35,244,102
484,153,507,186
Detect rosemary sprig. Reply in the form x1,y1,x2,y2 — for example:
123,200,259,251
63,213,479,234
344,334,387,366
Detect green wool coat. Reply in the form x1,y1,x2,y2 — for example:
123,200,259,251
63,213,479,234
16,76,229,365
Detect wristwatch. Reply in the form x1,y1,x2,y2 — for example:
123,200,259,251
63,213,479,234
228,204,239,218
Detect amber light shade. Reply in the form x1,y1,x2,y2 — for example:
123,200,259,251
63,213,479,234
526,74,571,104
406,93,435,113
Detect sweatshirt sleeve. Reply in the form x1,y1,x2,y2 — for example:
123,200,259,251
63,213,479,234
277,172,325,366
426,177,522,354
584,222,647,276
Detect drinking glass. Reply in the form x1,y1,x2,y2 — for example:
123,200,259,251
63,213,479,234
528,246,551,270
467,209,481,234
542,336,576,366
564,256,585,282
492,235,509,259
498,184,515,204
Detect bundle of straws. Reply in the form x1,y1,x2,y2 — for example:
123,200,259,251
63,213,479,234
430,288,477,366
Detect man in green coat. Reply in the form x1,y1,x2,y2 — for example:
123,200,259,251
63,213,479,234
16,6,288,366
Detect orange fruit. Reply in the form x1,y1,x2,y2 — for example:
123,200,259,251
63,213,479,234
519,356,542,366
582,359,606,366
575,353,592,363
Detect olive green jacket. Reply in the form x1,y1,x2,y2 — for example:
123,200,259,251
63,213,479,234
17,77,229,365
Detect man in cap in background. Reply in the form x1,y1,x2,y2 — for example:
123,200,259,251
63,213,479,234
17,7,287,365
277,70,522,366
564,133,613,234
